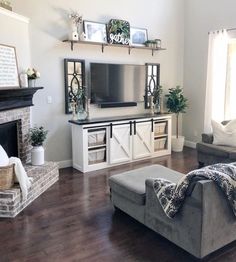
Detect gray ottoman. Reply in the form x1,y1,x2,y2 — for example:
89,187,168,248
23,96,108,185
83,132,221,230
109,165,183,223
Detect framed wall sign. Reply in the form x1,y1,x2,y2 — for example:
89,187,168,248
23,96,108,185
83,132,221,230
83,21,107,43
0,44,19,89
107,19,130,45
130,27,148,46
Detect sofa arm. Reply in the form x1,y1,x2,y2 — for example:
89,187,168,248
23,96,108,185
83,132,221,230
202,133,213,144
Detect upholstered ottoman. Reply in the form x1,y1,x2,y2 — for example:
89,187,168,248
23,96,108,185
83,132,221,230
109,165,183,223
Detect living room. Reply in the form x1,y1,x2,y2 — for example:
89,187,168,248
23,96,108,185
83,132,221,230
0,0,236,261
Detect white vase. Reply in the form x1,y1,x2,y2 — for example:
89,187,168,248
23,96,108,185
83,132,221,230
171,136,185,152
31,146,45,165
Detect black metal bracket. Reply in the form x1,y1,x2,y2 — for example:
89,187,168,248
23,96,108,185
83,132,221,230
134,121,136,135
130,121,132,136
110,123,113,138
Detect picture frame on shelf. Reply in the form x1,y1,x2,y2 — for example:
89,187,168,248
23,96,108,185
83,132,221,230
130,27,148,46
83,21,107,43
0,44,19,89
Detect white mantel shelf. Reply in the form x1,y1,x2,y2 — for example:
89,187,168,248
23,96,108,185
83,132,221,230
0,7,29,23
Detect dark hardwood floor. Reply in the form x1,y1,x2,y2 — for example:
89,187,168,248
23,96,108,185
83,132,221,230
1,147,236,262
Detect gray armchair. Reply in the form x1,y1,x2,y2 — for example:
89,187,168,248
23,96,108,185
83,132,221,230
196,121,236,166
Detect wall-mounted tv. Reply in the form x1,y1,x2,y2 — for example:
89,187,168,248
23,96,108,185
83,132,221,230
90,62,145,108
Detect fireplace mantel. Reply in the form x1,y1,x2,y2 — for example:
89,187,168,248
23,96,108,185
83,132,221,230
0,87,43,111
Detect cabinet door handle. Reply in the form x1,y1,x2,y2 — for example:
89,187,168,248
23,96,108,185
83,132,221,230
110,123,113,138
130,121,132,136
151,119,154,132
134,121,136,135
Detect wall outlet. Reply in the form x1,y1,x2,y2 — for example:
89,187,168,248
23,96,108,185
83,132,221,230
47,96,52,104
194,130,198,137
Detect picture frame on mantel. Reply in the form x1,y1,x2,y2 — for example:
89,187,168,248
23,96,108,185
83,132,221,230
0,44,19,89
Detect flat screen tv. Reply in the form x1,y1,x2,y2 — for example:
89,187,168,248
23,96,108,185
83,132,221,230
90,62,145,107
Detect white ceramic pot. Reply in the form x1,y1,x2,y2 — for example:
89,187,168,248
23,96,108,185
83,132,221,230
31,146,44,165
171,136,185,152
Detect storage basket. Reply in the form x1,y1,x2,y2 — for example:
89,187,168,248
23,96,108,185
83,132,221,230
88,130,106,147
154,122,167,135
0,164,14,190
88,148,106,165
154,138,167,151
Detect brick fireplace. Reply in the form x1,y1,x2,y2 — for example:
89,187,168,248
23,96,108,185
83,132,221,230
0,87,59,218
0,107,31,163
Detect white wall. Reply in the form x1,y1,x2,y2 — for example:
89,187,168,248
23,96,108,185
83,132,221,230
11,0,184,165
183,0,236,145
0,7,30,73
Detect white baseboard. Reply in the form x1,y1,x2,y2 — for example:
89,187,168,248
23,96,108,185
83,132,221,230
57,160,72,169
185,140,196,149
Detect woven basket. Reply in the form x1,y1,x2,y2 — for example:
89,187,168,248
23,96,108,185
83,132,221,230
0,164,14,190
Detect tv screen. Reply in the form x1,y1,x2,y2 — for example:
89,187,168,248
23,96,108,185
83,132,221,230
90,63,145,106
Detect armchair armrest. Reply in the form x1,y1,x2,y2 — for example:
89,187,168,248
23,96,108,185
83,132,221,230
202,133,213,144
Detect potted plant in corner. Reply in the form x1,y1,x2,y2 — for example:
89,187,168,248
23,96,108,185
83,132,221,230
29,126,48,165
166,86,188,152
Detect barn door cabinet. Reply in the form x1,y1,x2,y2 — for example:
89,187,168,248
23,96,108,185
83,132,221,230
70,114,171,173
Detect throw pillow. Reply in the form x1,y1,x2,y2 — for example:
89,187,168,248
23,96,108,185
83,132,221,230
0,145,9,166
212,119,236,147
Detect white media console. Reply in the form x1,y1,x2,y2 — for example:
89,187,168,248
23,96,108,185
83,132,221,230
70,114,172,173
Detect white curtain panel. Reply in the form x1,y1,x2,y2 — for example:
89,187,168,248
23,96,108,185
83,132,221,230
225,41,236,120
204,30,229,133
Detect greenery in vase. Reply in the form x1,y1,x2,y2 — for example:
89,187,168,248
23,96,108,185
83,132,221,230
166,86,188,138
29,126,48,147
152,85,163,105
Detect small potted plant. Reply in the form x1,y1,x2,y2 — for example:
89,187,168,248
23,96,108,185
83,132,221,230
166,86,188,152
26,68,40,87
29,126,48,165
152,85,163,114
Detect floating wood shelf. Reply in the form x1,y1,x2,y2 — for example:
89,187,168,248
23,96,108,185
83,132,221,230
0,87,43,111
62,40,166,56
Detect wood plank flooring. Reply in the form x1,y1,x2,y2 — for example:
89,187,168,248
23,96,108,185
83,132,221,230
1,147,236,262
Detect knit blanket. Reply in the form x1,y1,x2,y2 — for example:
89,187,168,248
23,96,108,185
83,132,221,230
153,163,236,218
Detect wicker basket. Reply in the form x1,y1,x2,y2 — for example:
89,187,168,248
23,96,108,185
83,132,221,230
0,164,14,190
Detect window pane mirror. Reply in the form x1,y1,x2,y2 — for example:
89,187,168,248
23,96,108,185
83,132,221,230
64,59,85,114
144,63,160,108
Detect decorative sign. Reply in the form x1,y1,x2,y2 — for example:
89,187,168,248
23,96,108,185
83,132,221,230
0,44,19,89
107,19,130,45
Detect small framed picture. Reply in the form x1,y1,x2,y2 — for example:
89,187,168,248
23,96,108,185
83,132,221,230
130,27,148,46
83,21,107,43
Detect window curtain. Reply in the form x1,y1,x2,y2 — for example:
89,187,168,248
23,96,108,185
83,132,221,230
204,30,229,133
225,41,236,120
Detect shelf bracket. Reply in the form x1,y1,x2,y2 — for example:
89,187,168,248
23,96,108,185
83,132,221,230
101,44,105,53
128,46,131,55
152,49,154,56
71,42,74,51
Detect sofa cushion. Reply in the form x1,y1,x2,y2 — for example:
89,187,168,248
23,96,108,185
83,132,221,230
109,165,183,206
229,152,236,160
196,142,236,158
212,119,236,147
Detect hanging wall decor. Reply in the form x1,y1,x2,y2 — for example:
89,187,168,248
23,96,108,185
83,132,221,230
145,63,160,109
64,59,85,114
107,19,130,45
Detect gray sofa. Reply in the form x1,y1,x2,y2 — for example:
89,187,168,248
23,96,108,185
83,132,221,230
196,122,236,166
109,165,236,259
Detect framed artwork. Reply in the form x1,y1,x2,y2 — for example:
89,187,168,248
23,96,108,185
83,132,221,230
0,44,19,89
107,19,130,45
130,27,148,46
64,59,85,114
83,21,107,43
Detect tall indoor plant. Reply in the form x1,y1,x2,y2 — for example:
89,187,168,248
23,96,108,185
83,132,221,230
29,126,48,165
166,86,188,152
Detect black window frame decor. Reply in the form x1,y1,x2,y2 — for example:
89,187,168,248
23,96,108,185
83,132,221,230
64,59,85,114
144,63,160,109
